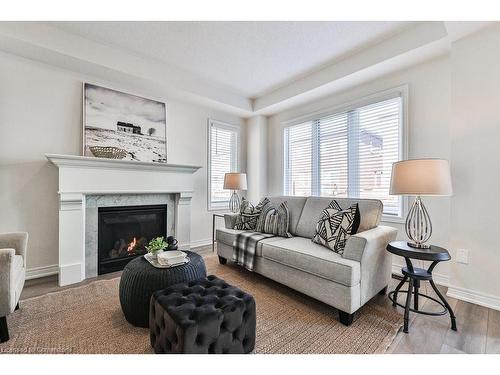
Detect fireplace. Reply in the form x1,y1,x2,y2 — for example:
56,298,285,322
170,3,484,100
98,204,167,275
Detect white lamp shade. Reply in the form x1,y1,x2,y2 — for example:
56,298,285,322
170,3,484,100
390,159,453,196
223,173,247,190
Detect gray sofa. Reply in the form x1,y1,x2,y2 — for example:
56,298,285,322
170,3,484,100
216,196,397,326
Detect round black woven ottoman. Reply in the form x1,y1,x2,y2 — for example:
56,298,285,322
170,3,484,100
119,251,206,327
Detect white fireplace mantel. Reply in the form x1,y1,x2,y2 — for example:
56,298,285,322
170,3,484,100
46,154,202,286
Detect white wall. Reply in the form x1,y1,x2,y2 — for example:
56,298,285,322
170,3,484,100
246,115,268,202
0,51,245,272
448,25,500,304
267,55,452,280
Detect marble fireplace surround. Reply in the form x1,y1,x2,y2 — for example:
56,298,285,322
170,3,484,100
46,154,201,286
85,193,176,278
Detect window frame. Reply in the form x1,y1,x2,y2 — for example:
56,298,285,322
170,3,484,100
282,85,409,222
207,118,241,211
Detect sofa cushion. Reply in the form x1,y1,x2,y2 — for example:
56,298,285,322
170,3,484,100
267,196,307,236
12,254,24,276
261,237,361,287
296,197,382,239
215,228,283,257
216,228,246,247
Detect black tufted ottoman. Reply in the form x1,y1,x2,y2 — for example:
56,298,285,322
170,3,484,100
149,275,256,354
119,251,207,328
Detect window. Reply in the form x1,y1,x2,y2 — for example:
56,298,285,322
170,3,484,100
208,119,240,210
284,94,404,218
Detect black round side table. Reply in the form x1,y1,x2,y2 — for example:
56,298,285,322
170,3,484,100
387,241,457,333
119,251,207,327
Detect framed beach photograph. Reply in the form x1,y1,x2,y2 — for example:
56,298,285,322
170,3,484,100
83,83,167,163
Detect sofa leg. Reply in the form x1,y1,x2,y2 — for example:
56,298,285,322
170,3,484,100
15,303,20,311
338,310,354,326
0,316,9,343
218,256,227,265
378,286,388,296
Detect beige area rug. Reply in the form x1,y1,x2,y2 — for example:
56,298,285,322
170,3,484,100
1,254,402,354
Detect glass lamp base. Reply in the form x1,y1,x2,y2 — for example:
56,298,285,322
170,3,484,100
228,191,240,213
405,196,433,250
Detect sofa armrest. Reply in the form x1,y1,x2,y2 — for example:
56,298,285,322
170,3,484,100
343,226,397,262
224,214,239,229
343,226,398,305
0,232,28,268
0,248,16,316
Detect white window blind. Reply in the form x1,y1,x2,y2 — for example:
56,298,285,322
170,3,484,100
357,98,401,216
318,113,349,198
284,121,312,196
208,120,239,209
284,95,403,217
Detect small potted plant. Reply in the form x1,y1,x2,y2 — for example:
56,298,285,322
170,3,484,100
146,236,168,260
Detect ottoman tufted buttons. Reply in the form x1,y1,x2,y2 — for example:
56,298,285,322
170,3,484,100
150,275,256,354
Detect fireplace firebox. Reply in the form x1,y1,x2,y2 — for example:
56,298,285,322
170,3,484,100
98,204,167,275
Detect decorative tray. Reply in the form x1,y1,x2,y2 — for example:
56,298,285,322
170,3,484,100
144,252,190,269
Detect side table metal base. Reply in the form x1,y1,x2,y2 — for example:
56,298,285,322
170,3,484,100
390,263,457,333
386,241,457,334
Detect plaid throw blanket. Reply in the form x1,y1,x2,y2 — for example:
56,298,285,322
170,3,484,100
233,232,275,271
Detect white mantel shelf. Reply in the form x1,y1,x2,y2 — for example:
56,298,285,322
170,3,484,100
46,154,201,173
46,153,201,287
46,154,202,195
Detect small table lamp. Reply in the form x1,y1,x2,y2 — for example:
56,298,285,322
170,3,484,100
224,173,247,213
390,159,452,249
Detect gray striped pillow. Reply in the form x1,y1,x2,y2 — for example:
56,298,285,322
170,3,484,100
255,200,292,238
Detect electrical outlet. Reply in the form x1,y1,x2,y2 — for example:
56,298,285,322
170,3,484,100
456,248,469,264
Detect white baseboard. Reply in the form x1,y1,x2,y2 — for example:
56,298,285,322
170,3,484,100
26,264,59,280
59,263,84,286
191,238,213,248
391,264,450,287
447,286,500,311
179,238,213,249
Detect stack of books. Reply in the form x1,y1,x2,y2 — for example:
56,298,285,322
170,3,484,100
157,250,189,267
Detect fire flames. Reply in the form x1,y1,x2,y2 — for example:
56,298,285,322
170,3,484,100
127,237,137,253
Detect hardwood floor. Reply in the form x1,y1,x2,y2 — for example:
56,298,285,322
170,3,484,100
21,245,499,354
373,277,496,354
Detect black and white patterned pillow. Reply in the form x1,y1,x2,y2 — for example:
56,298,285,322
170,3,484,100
312,200,360,255
233,197,269,230
255,200,292,238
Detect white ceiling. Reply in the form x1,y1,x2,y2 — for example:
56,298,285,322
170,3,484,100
50,21,414,98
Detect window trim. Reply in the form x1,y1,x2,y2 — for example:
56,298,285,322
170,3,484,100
282,85,409,222
207,118,241,211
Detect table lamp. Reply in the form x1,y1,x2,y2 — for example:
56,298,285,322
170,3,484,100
223,173,247,213
390,159,452,249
